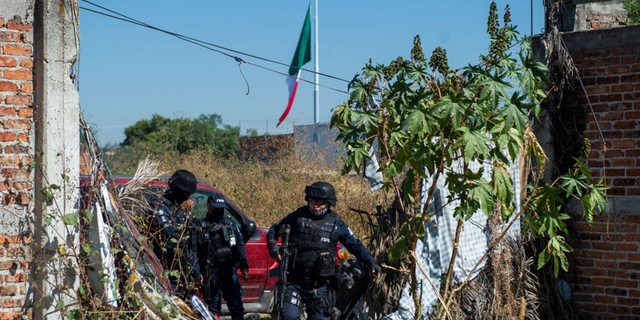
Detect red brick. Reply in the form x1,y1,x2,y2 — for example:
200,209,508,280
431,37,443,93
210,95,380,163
0,57,17,67
626,150,640,157
594,295,616,304
602,94,623,102
0,181,10,192
602,112,624,121
583,267,608,276
616,279,639,288
0,82,17,93
608,305,631,314
596,260,618,268
18,83,32,94
592,242,616,251
628,188,640,196
618,297,640,306
620,74,640,83
0,286,16,296
619,262,640,269
611,84,635,93
630,290,640,297
0,18,4,28
592,277,614,287
16,193,29,205
587,86,610,95
19,59,32,69
604,251,627,260
577,257,596,267
4,95,31,106
597,76,620,85
0,107,15,116
3,120,31,130
605,169,625,177
609,66,631,74
3,70,31,81
606,287,628,296
616,243,639,252
577,59,597,68
4,145,28,154
0,31,21,42
632,64,640,72
17,107,32,118
1,168,28,180
13,182,31,191
0,157,19,166
609,270,631,278
613,121,637,130
3,44,31,56
583,68,607,77
612,159,635,166
7,19,32,31
0,133,15,142
17,133,28,143
598,57,621,66
3,274,24,283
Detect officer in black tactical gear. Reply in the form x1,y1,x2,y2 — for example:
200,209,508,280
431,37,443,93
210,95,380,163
188,193,249,320
267,181,382,320
153,169,197,292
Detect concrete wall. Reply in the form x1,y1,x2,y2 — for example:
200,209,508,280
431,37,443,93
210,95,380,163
535,25,640,319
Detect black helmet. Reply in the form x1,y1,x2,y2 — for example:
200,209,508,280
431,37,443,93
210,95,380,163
168,170,197,195
305,181,337,206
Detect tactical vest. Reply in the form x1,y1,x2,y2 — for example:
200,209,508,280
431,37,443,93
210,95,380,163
289,211,339,277
196,220,239,267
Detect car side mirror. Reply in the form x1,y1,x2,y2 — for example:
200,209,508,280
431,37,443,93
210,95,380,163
243,220,256,239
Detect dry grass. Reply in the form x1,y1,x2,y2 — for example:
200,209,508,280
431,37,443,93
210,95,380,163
108,147,392,239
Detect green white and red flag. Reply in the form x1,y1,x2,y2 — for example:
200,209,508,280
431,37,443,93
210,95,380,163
277,5,312,127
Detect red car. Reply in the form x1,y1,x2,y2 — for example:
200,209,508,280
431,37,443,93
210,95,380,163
108,175,280,315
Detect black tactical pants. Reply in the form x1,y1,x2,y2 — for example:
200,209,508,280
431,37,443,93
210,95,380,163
281,283,329,320
205,265,244,320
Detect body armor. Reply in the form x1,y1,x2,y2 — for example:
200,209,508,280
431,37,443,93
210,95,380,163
289,211,339,277
195,219,239,267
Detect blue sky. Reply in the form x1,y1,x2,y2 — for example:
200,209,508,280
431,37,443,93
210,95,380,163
79,0,545,145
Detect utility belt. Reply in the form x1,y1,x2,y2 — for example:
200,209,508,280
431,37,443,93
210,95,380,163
287,274,330,287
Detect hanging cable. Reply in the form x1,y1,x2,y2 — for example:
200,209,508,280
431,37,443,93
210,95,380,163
79,0,350,83
79,6,349,94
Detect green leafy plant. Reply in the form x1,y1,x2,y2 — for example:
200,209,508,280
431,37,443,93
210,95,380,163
624,0,640,24
331,3,607,318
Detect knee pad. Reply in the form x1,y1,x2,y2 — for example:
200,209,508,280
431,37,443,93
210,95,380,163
284,288,302,309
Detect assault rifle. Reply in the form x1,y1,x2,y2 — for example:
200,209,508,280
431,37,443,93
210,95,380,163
269,224,291,320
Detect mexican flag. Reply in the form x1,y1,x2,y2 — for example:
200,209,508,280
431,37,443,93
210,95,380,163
277,5,312,127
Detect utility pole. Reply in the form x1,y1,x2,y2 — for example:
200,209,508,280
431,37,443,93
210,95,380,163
313,0,320,124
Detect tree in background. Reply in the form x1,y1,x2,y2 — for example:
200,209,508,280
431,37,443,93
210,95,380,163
121,113,240,158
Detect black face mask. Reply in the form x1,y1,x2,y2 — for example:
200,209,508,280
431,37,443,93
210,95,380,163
165,189,190,205
207,208,225,222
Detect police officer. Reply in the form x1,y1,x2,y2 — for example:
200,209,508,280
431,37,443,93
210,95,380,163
189,193,249,320
153,169,197,292
267,181,382,320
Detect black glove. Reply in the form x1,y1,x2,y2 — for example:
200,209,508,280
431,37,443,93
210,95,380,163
371,264,382,277
268,241,280,259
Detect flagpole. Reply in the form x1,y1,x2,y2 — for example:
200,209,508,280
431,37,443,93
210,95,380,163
313,0,319,124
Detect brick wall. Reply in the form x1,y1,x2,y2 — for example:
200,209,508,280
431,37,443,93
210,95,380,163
558,26,640,319
0,15,34,320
